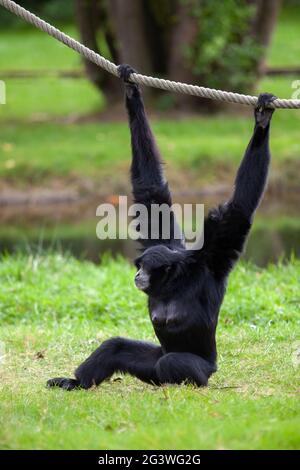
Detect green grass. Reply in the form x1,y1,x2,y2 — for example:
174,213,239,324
0,26,104,120
1,108,300,183
0,26,81,71
1,78,103,120
268,6,300,67
0,254,299,449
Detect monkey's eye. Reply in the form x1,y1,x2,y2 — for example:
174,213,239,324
134,259,141,269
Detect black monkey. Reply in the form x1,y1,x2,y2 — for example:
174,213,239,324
47,65,276,390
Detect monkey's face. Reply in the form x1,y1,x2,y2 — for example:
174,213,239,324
134,245,185,295
134,265,151,291
134,263,172,294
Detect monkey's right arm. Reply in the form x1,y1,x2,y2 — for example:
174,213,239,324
119,64,183,249
204,93,276,277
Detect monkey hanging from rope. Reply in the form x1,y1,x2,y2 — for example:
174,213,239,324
47,65,276,390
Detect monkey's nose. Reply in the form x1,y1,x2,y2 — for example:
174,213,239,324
152,314,165,327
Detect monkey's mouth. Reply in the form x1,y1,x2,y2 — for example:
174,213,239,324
134,269,150,291
134,277,149,291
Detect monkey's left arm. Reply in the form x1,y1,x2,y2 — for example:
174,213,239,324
204,93,276,277
230,93,276,219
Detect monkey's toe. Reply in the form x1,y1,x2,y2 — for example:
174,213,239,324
118,64,137,82
46,377,80,391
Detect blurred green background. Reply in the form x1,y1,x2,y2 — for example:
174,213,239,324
0,0,299,265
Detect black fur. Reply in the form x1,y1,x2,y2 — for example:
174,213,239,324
47,66,276,390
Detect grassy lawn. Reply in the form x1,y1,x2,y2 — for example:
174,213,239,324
267,6,300,67
0,7,300,185
1,109,300,185
0,254,299,449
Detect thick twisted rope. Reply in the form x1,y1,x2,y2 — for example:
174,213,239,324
1,0,300,109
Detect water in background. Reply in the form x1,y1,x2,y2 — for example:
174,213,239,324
0,191,299,266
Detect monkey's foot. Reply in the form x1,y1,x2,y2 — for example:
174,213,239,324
118,64,137,83
255,93,277,128
46,377,80,391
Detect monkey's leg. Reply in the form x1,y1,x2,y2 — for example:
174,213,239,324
155,352,216,387
47,337,163,390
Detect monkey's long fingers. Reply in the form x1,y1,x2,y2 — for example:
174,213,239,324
255,93,277,128
118,64,137,83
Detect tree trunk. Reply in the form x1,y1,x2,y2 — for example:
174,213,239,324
168,0,216,111
108,0,152,73
108,0,154,99
251,0,282,76
75,0,119,99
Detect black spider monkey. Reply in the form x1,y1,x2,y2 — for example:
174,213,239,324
47,65,276,390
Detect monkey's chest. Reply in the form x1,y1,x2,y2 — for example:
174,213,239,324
150,298,214,354
150,301,188,330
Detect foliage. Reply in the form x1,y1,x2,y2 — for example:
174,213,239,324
0,0,74,27
189,0,261,91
